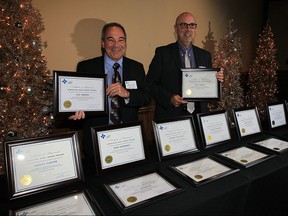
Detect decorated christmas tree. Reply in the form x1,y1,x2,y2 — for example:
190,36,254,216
208,19,244,124
246,23,279,121
0,0,54,174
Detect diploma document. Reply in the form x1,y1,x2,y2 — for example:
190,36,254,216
181,68,220,101
106,172,178,209
154,118,198,158
219,146,271,167
15,192,98,216
234,108,261,137
5,132,83,199
172,157,238,185
253,138,288,152
53,70,107,117
267,103,287,128
96,125,145,170
12,138,78,193
199,111,231,146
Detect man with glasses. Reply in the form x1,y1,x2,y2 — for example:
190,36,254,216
146,12,224,120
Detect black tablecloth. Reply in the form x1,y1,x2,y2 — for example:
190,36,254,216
1,129,288,215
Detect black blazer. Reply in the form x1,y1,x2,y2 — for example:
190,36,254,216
62,56,151,175
146,42,212,120
76,55,151,123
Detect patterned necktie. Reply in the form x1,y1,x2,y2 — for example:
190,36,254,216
110,63,121,124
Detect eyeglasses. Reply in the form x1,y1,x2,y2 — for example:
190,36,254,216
177,22,197,29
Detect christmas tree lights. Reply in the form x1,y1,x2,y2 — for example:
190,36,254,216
0,0,54,174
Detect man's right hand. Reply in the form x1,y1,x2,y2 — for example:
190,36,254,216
170,94,188,107
68,110,85,120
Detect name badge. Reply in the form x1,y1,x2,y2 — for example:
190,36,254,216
125,80,137,89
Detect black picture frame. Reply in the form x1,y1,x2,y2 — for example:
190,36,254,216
169,156,239,187
11,189,105,216
249,137,288,155
266,101,288,131
181,68,221,101
103,170,183,213
90,121,149,176
152,115,200,161
197,110,232,149
233,106,263,140
214,145,274,168
4,131,84,200
53,70,108,118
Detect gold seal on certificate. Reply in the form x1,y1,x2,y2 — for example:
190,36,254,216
127,196,137,203
241,128,246,134
63,100,72,108
21,175,32,186
185,89,192,96
207,135,212,141
165,144,171,152
105,155,113,164
194,174,203,179
240,159,248,163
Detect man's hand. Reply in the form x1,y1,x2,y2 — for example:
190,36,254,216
68,110,85,120
216,68,225,83
106,83,130,98
170,94,187,107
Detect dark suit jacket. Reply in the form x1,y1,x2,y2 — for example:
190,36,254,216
76,55,151,123
146,42,212,120
69,56,151,174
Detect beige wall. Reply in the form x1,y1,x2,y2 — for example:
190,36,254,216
32,0,263,73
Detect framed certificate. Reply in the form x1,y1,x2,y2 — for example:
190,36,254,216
90,121,148,175
12,190,104,216
233,107,263,140
197,110,232,149
4,131,84,200
53,70,107,117
152,116,200,161
266,101,287,130
251,137,288,154
181,68,221,101
103,170,182,213
215,145,274,168
170,156,239,187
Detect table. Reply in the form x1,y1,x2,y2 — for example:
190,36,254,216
1,129,288,215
